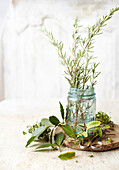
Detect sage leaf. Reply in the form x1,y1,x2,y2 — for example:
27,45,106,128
26,136,36,147
54,132,64,146
61,125,76,138
49,116,60,126
32,126,47,137
26,126,47,147
59,102,64,120
103,125,110,129
41,118,53,127
86,121,101,130
35,143,57,150
58,151,76,160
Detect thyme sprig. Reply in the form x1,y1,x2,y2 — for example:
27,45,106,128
96,111,114,129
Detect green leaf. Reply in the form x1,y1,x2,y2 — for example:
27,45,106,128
35,143,57,150
76,130,88,137
26,126,48,147
61,125,76,138
82,131,88,137
58,151,76,160
99,128,102,137
54,132,64,146
108,137,112,144
26,136,36,147
86,121,101,130
50,128,54,144
76,131,83,137
59,102,64,120
94,72,101,79
65,76,73,87
66,105,69,121
49,116,60,126
103,125,110,129
32,126,47,137
23,131,27,135
41,118,53,127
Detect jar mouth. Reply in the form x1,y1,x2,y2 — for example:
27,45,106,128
68,87,96,98
69,87,95,93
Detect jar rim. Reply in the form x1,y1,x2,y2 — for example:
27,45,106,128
68,87,96,99
69,87,95,92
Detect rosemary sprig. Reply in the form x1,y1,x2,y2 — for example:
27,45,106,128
42,7,119,89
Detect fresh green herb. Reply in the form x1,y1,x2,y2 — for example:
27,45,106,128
41,118,53,127
107,137,113,144
59,102,65,122
77,121,101,138
49,116,60,126
54,132,64,151
77,120,111,144
35,143,57,150
58,151,76,160
42,7,119,132
76,160,78,163
23,7,119,160
42,7,119,89
26,122,42,134
23,131,27,135
96,111,114,128
61,125,76,139
86,121,101,130
26,136,36,147
23,110,114,160
89,155,94,158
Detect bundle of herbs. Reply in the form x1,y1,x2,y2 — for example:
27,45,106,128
24,7,119,160
23,102,114,160
42,7,119,133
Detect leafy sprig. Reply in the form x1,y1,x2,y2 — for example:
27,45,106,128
23,102,114,160
96,111,114,129
24,102,75,149
23,103,113,149
42,7,119,89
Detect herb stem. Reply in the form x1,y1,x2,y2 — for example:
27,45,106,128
56,45,75,87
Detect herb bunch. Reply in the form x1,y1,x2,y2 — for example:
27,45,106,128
24,102,76,150
43,7,119,89
96,111,114,129
23,103,114,159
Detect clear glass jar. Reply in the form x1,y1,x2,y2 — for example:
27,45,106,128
67,87,96,134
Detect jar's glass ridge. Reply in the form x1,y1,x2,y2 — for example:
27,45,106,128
67,87,96,134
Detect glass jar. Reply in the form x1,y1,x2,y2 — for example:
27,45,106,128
67,87,96,134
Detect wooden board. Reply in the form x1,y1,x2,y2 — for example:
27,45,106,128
55,124,119,152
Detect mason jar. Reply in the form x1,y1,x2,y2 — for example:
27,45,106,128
67,87,96,134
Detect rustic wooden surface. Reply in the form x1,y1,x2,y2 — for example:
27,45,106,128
0,99,119,170
64,124,119,152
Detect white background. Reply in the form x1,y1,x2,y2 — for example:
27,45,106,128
0,0,119,103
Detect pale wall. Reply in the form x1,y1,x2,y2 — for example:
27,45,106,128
0,0,119,102
0,0,10,100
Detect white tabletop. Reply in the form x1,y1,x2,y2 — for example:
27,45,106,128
0,99,119,170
